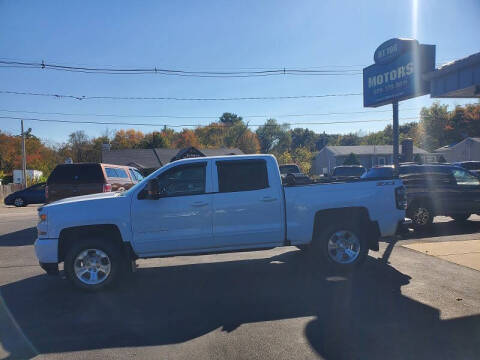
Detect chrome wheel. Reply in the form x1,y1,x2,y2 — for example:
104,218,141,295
327,230,361,264
14,198,24,207
74,249,111,285
413,207,430,226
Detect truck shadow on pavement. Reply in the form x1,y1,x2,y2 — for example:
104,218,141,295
0,227,36,247
1,251,479,359
406,219,480,239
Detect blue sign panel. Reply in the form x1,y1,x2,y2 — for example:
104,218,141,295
363,38,435,107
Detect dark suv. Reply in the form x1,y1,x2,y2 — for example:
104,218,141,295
46,163,143,203
362,164,480,228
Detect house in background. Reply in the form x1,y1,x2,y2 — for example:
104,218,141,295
312,139,435,175
434,137,480,163
102,146,243,174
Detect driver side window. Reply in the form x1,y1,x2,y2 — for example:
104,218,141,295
452,169,480,186
156,163,206,197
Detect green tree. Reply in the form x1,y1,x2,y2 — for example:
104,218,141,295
219,112,243,125
334,133,361,146
414,153,424,164
256,119,291,153
437,154,447,163
290,128,318,152
343,153,360,165
416,103,449,151
141,131,169,148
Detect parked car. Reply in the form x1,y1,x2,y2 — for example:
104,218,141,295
331,165,367,180
279,163,311,185
4,182,46,207
362,164,480,228
453,161,480,176
35,154,406,291
46,163,143,203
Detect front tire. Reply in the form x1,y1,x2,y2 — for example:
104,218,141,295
14,197,26,207
408,203,433,229
64,238,123,291
308,222,368,272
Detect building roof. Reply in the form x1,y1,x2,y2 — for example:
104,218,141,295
323,145,429,156
424,52,480,80
153,148,184,165
102,147,244,169
434,137,480,153
101,148,160,169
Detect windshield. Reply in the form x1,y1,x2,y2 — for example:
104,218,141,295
333,167,365,177
361,167,393,179
279,165,300,174
459,162,480,170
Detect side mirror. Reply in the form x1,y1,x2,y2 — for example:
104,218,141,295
146,178,160,200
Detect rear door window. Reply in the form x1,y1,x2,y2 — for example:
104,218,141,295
217,160,269,193
105,167,119,178
115,168,129,179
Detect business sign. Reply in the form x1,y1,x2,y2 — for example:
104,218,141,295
363,38,435,107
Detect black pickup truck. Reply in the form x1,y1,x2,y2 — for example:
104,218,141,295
362,164,480,228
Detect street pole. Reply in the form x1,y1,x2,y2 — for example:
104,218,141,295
21,120,27,188
392,101,399,177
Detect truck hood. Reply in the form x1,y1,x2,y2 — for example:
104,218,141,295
44,191,124,207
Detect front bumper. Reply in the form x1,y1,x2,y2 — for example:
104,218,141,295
396,218,412,235
34,238,58,264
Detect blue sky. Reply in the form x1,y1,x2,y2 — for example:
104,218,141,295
0,0,479,144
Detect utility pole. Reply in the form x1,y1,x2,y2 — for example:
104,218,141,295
21,120,27,188
392,101,399,177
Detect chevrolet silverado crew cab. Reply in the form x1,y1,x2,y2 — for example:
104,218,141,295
35,155,406,291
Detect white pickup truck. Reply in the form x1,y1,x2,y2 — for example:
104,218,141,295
35,155,406,291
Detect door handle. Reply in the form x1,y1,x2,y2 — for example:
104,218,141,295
192,201,208,207
261,196,277,202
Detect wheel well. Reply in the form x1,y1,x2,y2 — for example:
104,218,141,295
313,207,380,251
407,197,434,216
58,224,128,262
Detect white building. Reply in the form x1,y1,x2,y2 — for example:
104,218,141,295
13,169,43,184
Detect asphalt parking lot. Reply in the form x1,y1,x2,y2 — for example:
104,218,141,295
0,205,479,360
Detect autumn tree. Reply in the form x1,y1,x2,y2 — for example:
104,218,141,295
111,129,145,149
175,129,200,148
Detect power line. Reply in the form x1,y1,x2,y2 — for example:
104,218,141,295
0,60,362,77
0,115,419,128
0,107,422,120
0,90,362,101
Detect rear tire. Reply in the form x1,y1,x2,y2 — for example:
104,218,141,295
64,237,124,291
451,213,471,222
307,222,368,272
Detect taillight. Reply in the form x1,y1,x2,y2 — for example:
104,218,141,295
103,183,112,192
45,185,49,200
395,186,407,210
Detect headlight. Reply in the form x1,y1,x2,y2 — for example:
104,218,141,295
39,213,47,222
